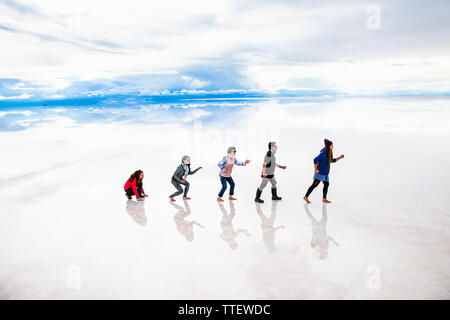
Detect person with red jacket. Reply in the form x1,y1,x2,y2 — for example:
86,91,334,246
124,170,148,201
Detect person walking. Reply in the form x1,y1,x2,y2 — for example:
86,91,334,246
303,139,344,204
217,146,250,202
254,142,286,203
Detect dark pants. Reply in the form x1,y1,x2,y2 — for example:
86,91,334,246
170,179,190,198
218,176,235,197
305,179,329,199
125,187,144,199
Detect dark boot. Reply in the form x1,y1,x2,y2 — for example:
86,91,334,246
255,188,264,203
271,188,282,200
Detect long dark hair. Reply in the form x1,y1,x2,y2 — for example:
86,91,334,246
129,170,143,183
326,146,333,165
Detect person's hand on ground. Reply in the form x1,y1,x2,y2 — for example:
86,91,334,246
137,198,144,201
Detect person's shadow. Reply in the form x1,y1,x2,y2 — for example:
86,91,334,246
218,202,250,250
255,201,285,253
125,199,147,225
303,204,339,260
170,200,204,242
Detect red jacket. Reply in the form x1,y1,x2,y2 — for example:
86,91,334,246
124,179,145,199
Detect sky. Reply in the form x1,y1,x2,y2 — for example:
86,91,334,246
0,0,449,102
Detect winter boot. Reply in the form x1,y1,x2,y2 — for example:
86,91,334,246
271,187,282,200
255,188,264,203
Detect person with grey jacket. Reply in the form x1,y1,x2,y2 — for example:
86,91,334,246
169,155,202,201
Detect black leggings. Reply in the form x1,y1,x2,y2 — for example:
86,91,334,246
305,179,329,199
125,187,144,198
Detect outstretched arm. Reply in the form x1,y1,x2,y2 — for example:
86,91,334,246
234,158,250,166
189,166,202,175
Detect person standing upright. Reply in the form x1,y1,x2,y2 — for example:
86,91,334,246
303,139,344,204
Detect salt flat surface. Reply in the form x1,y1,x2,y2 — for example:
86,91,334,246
0,98,449,299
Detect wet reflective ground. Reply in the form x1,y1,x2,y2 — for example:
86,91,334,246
0,97,449,299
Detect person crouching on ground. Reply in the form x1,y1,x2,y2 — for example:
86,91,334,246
169,155,202,202
124,170,148,201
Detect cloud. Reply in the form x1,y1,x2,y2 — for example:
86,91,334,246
0,93,33,100
0,0,41,16
0,22,124,54
0,59,253,100
0,0,449,98
0,110,34,117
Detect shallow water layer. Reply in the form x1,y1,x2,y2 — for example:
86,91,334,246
0,97,449,299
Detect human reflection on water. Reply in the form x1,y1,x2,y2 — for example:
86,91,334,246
218,202,250,250
255,201,285,253
303,204,339,260
125,199,147,225
170,200,204,242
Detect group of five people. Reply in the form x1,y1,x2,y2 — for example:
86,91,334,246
124,139,344,204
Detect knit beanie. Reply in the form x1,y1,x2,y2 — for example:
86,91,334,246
324,139,333,150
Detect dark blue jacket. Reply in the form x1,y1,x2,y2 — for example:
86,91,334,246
314,148,336,175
